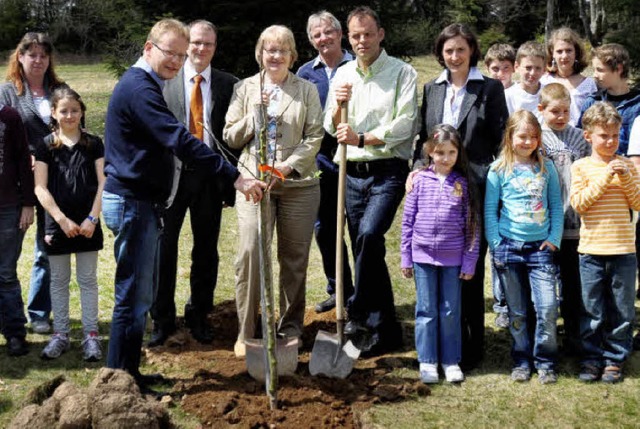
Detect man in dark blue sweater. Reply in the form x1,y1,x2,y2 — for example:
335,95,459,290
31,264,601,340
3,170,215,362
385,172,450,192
102,18,264,391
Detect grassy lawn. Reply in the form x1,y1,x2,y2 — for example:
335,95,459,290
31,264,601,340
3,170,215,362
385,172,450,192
1,58,639,428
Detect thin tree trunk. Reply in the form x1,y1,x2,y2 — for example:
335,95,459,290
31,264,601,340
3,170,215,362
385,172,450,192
545,0,556,45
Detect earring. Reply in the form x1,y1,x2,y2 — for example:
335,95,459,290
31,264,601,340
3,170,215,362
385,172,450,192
551,59,556,68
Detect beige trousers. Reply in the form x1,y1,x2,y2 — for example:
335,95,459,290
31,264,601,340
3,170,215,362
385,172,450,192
234,184,320,341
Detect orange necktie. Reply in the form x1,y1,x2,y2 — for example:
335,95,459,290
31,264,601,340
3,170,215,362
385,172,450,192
189,74,204,140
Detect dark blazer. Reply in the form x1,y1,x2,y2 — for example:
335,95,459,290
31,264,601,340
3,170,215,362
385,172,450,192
414,74,508,188
163,67,239,206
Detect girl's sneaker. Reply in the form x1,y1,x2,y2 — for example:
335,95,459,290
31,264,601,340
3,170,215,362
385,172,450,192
443,364,464,383
82,332,102,362
41,333,70,360
419,363,439,384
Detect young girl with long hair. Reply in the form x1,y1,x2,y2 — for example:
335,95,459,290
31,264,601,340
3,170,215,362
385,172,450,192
485,110,563,384
34,87,105,361
401,124,479,383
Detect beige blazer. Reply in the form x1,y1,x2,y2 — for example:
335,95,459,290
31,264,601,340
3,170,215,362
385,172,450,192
223,71,323,188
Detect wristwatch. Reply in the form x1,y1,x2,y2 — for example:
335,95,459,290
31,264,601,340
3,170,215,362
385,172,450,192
358,132,365,148
87,215,99,225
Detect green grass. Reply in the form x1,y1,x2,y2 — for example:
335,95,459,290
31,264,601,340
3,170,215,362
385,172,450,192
1,59,640,428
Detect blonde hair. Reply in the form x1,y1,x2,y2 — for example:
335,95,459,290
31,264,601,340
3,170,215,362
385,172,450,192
493,110,545,175
147,19,189,44
546,27,589,74
581,101,622,131
254,25,298,68
539,83,570,107
516,41,546,63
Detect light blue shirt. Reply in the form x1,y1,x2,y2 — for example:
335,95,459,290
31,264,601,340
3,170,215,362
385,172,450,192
133,57,164,90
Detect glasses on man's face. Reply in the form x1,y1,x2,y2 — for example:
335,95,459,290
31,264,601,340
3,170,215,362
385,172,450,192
190,41,216,49
152,42,188,62
263,48,290,57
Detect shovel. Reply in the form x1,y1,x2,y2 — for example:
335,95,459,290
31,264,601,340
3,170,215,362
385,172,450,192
309,101,361,379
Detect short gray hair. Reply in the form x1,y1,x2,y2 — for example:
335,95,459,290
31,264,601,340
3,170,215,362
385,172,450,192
306,11,341,43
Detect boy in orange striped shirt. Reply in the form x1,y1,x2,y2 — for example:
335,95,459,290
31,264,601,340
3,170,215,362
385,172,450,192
570,102,640,383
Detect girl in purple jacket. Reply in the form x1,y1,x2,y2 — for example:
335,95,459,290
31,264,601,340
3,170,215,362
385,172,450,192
401,124,480,384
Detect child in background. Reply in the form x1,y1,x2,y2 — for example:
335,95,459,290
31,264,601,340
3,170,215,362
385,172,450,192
505,42,546,122
538,83,591,354
570,102,640,383
34,87,105,361
0,103,35,356
484,43,516,90
484,42,516,327
485,110,563,384
401,124,479,384
579,43,640,156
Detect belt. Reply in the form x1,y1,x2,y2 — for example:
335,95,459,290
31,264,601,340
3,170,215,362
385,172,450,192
346,158,408,177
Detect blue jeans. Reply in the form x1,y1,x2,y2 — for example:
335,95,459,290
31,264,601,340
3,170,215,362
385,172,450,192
314,157,354,299
102,191,162,376
414,263,462,365
0,205,28,339
579,253,636,367
345,160,407,343
494,238,558,370
26,204,51,322
492,263,507,314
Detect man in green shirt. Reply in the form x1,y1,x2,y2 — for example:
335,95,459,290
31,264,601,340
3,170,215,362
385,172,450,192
323,6,418,355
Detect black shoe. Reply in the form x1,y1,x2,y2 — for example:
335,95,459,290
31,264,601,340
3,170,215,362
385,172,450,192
344,319,368,336
315,295,336,313
147,324,175,347
188,319,214,344
7,337,28,356
134,372,168,386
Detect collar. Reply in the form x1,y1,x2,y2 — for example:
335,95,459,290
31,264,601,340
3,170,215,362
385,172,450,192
355,49,388,77
435,66,484,84
312,50,354,69
133,57,164,89
185,61,211,83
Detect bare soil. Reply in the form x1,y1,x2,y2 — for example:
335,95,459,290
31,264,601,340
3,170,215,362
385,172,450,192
145,301,428,428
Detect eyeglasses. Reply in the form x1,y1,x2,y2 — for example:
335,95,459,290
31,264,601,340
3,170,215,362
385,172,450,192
263,48,290,57
190,41,216,49
152,42,187,62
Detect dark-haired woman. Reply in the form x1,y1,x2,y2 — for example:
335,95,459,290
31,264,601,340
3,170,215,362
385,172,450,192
0,32,66,335
412,23,508,369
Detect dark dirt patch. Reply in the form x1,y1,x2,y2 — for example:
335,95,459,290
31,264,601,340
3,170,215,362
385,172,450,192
145,301,428,428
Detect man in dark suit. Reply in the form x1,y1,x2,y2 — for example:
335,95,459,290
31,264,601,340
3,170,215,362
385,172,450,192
149,20,239,346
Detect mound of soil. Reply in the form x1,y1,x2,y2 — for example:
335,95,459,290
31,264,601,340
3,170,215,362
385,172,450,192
146,301,429,428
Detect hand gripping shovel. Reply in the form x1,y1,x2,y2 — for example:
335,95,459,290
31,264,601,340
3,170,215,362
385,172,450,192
309,101,360,379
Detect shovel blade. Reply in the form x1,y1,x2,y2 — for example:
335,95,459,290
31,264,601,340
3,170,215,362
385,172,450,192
309,330,359,379
245,337,299,383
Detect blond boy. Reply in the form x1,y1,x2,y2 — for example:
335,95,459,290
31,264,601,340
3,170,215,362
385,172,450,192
505,41,546,121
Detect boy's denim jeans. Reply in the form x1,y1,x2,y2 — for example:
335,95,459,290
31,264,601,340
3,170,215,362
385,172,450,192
413,262,462,365
579,253,636,367
494,238,558,371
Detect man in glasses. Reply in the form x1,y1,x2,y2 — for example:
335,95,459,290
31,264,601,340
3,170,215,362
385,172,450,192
149,20,239,347
103,18,265,395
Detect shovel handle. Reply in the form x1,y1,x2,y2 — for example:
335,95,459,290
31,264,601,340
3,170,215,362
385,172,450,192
335,102,348,326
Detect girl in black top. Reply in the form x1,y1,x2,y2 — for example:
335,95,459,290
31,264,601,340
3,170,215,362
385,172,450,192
34,87,105,361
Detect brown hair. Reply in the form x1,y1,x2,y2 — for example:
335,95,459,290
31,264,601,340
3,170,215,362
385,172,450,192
493,110,546,175
4,32,64,96
539,82,571,107
516,41,546,64
50,87,88,149
435,23,481,68
347,6,381,29
581,101,622,131
484,43,516,67
591,43,629,79
546,27,589,74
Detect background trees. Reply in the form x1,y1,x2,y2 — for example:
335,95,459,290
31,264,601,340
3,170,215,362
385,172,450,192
0,0,637,80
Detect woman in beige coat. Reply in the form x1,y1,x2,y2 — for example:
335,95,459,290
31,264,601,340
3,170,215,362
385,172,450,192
223,25,323,357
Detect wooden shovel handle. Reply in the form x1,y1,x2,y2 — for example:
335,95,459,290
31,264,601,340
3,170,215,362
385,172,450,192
335,102,348,325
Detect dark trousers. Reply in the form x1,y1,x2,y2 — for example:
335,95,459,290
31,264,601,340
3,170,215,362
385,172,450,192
461,237,487,368
151,169,222,329
556,238,581,349
345,159,407,344
314,159,354,299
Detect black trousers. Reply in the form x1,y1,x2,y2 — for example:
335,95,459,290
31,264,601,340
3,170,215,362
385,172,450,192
151,168,222,329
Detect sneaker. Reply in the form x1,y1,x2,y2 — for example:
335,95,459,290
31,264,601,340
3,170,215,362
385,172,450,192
494,313,509,329
578,364,601,383
511,367,531,382
234,339,246,358
31,320,51,334
538,369,558,384
41,333,70,360
82,332,102,362
601,365,623,384
419,363,439,384
443,364,464,383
